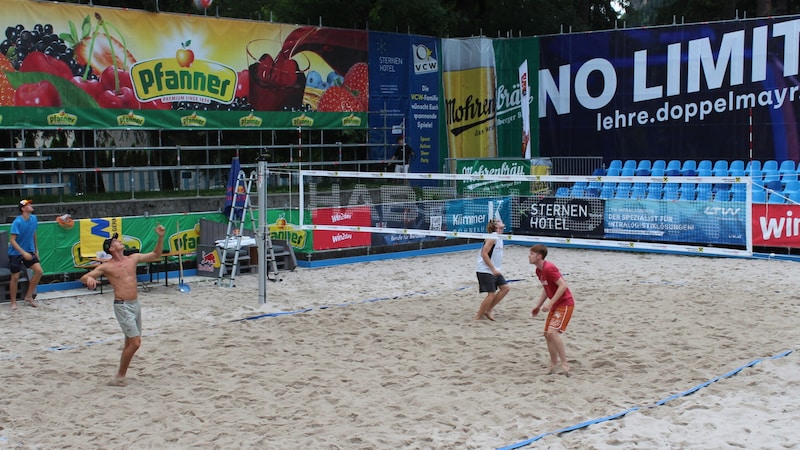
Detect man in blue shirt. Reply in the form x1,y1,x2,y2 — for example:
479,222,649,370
8,199,42,310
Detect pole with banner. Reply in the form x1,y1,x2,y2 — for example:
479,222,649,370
519,59,531,159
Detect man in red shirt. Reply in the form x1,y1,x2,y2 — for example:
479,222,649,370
529,244,575,376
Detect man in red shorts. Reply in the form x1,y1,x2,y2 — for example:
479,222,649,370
529,244,575,376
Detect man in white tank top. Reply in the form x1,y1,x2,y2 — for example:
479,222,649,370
474,218,509,320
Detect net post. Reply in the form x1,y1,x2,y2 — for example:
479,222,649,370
257,155,269,306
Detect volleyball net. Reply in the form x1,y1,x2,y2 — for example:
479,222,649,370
294,170,754,257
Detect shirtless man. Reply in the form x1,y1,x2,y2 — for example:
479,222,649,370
81,225,165,386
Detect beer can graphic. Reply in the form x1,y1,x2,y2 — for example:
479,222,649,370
442,37,498,159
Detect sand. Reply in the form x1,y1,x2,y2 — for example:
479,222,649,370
1,245,798,449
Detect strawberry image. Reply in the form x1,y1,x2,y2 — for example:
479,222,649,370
343,62,368,110
317,85,360,112
0,54,15,106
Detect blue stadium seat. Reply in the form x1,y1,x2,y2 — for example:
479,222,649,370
696,189,713,201
681,160,697,175
663,190,680,201
763,160,779,172
650,167,665,177
768,192,786,204
621,168,635,176
635,168,651,176
783,180,800,193
714,190,731,202
592,167,606,176
731,190,746,202
630,184,647,199
712,168,728,177
729,169,745,177
571,188,586,197
751,190,767,203
652,160,667,172
765,179,783,192
606,168,621,176
788,190,800,204
746,160,762,175
749,169,762,180
608,160,622,171
697,168,712,177
623,160,637,171
697,160,713,172
781,173,798,183
666,160,682,172
729,160,745,173
599,185,615,199
779,160,796,175
614,187,631,199
555,187,570,197
646,187,662,200
572,181,588,191
712,160,729,174
637,160,652,172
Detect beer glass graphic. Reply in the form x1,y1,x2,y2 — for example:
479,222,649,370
442,37,498,159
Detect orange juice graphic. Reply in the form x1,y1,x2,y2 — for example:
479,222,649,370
442,37,498,159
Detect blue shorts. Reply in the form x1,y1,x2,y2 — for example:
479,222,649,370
8,254,40,274
113,300,142,338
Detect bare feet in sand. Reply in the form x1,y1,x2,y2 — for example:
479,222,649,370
10,302,18,311
108,376,127,387
547,365,571,376
483,311,495,321
24,298,38,308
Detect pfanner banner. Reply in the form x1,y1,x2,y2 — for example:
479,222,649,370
0,0,367,130
538,18,800,163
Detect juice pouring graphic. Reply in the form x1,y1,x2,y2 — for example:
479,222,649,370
442,37,498,159
247,27,368,111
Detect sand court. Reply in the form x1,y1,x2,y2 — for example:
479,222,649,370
1,245,798,448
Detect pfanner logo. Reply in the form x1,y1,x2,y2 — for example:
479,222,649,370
131,58,237,104
413,43,438,75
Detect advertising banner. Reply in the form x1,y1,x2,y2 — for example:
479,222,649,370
494,37,538,158
454,159,534,195
441,37,497,159
0,0,367,130
312,206,372,250
603,199,746,246
367,32,442,174
751,203,800,246
444,197,511,234
516,196,605,238
538,18,800,163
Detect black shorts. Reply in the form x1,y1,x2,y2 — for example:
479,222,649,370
9,254,40,274
477,272,507,293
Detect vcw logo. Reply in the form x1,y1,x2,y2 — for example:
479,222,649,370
413,43,438,75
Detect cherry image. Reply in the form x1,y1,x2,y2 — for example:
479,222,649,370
96,85,138,109
100,66,133,91
19,51,73,80
235,69,249,99
14,80,61,107
70,76,104,100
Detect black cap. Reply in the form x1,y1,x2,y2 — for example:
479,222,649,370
103,233,118,253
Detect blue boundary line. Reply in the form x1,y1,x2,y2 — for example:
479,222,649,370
497,349,795,450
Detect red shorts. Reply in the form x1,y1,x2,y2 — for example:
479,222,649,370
545,304,574,333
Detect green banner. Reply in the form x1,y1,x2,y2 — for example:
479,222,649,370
494,37,539,158
454,159,534,195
